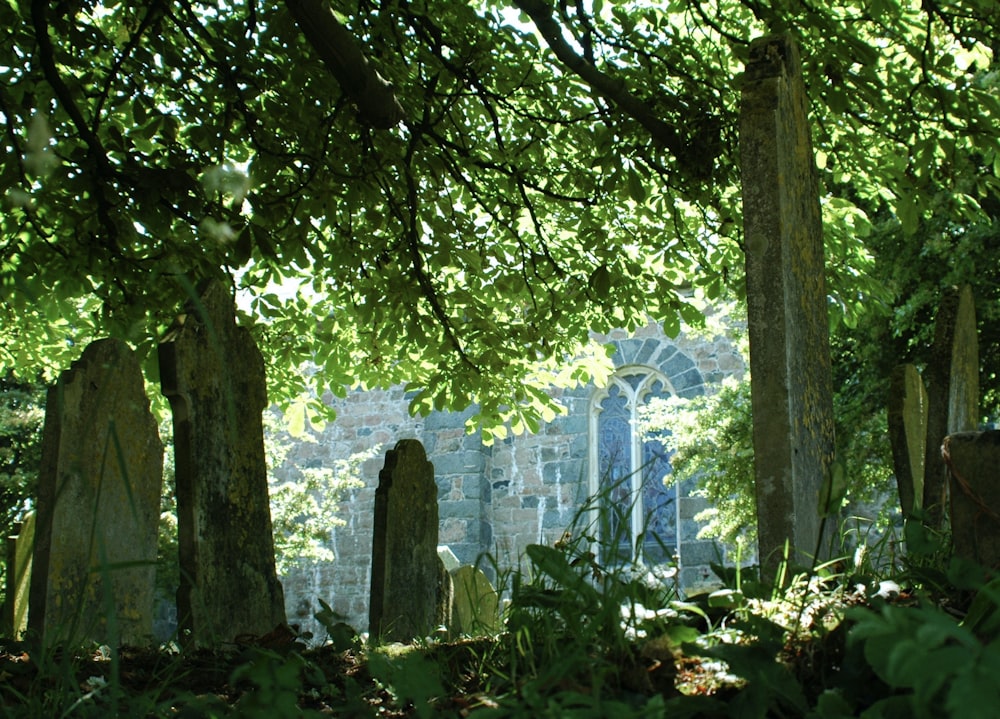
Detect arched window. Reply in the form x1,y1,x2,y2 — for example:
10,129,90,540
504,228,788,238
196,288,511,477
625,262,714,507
589,366,677,566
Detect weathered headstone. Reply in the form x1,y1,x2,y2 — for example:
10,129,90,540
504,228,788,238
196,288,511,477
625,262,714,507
887,364,929,518
28,339,163,646
945,431,1000,568
449,565,499,636
740,34,836,573
437,557,453,635
3,513,34,639
369,439,440,642
438,545,461,572
923,285,978,528
159,279,286,645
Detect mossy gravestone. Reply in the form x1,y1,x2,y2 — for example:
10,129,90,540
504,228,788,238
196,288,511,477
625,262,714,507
887,364,928,518
945,431,1000,569
887,285,978,525
29,339,163,647
4,513,35,640
369,439,442,642
923,285,979,527
159,280,286,645
449,565,499,637
740,34,836,573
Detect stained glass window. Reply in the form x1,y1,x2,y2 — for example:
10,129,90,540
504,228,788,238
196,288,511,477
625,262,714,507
593,369,677,565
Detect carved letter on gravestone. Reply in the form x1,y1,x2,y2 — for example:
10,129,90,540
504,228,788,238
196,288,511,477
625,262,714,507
369,439,440,642
159,279,286,645
740,34,836,573
887,364,928,518
923,285,978,529
29,339,163,647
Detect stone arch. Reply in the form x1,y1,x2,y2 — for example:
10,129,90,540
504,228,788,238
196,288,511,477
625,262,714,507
606,337,707,400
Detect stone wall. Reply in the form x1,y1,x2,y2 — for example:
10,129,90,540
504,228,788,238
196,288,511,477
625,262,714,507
278,323,746,640
278,386,425,631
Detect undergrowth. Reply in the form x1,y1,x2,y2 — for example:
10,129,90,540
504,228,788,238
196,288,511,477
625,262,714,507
4,514,1000,717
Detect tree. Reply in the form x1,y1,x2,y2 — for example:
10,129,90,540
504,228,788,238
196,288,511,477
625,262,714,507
0,375,44,607
0,376,43,527
1,0,998,434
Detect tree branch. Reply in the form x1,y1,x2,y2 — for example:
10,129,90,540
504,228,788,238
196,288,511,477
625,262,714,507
92,0,166,135
284,0,404,129
30,0,113,178
30,0,123,249
512,0,686,156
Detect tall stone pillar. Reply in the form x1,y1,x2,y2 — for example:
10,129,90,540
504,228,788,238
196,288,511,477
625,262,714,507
741,35,836,575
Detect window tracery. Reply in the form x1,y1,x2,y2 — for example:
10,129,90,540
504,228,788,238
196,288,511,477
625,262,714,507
590,366,677,565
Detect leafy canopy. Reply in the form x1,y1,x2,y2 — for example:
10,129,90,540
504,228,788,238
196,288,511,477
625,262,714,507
1,0,997,432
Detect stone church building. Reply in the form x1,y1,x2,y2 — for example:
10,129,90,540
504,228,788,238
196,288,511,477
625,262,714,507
277,322,745,639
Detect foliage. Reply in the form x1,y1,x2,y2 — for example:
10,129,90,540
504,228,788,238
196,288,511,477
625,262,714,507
642,375,756,547
229,650,327,719
0,375,43,527
368,646,446,719
848,601,1000,719
0,375,44,609
687,614,809,717
156,403,370,596
645,372,899,554
263,408,371,575
821,214,1000,541
643,213,1000,549
491,509,693,714
1,0,997,434
8,519,1000,718
832,216,1000,428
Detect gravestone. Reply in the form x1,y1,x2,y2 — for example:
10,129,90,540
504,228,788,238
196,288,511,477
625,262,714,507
887,364,928,518
944,431,1000,569
740,34,836,573
369,439,441,642
28,338,163,647
923,285,978,528
449,565,500,636
437,557,453,635
159,279,286,645
3,513,34,639
438,545,461,572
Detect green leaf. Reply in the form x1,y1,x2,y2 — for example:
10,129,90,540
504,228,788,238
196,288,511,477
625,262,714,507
2,0,998,449
896,192,921,235
817,458,847,517
707,588,744,609
285,401,307,438
315,598,360,651
961,575,1000,639
524,543,600,608
808,689,854,718
695,630,807,717
946,661,1000,719
589,264,612,298
367,650,444,719
627,168,646,203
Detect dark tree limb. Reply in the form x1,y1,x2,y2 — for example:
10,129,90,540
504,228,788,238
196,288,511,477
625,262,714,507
30,0,112,177
30,0,124,252
512,0,686,156
284,0,404,129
